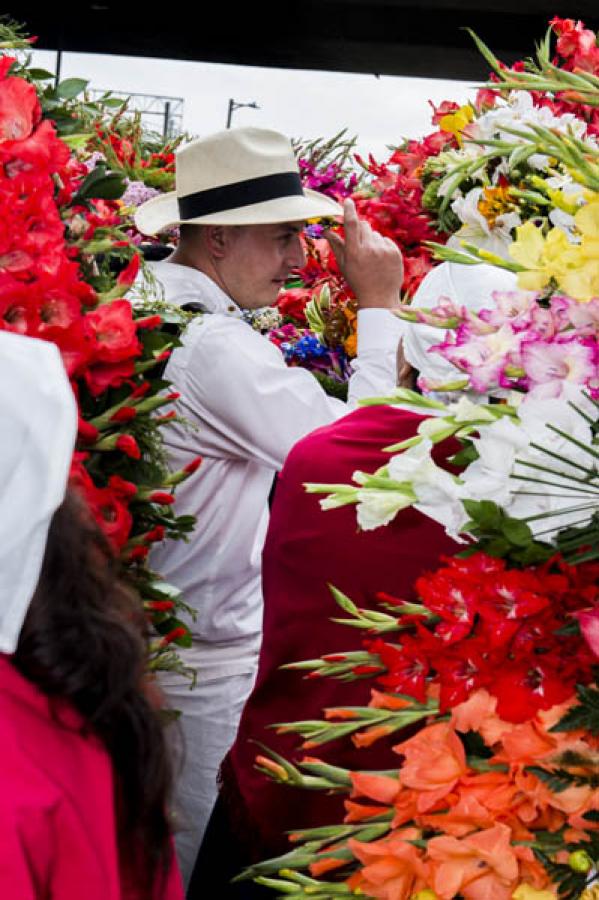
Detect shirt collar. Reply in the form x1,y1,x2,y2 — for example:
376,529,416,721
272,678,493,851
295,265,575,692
148,260,244,319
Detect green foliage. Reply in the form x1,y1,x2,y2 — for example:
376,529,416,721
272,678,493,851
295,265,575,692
551,685,599,737
73,163,127,204
460,499,553,565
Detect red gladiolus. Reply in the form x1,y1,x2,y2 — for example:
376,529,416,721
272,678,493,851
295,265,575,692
108,475,138,500
131,380,151,399
128,545,149,563
77,416,100,443
144,525,166,543
135,314,162,330
116,253,141,286
145,600,175,612
0,60,40,142
110,406,137,423
86,299,141,364
148,491,175,505
116,434,141,459
184,456,203,474
160,627,187,648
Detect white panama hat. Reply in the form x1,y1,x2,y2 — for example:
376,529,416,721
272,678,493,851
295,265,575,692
134,126,344,235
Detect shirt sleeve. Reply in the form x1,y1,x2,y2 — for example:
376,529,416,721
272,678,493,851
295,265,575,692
174,311,401,470
348,308,405,402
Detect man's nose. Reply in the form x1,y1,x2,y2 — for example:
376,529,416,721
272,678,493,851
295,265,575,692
287,235,306,269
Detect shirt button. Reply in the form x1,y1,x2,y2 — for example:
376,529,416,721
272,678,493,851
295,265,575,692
227,305,236,312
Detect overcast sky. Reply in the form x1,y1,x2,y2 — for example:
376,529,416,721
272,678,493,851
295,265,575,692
30,48,477,160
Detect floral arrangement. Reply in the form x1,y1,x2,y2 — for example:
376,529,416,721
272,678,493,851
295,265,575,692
1,23,199,668
237,19,599,900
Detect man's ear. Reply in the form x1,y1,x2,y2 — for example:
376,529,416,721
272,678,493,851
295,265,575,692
204,225,228,259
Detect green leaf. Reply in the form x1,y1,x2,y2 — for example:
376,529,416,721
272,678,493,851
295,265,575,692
462,499,503,530
60,133,94,150
500,516,533,548
551,685,599,736
73,164,126,203
28,68,55,81
56,77,89,100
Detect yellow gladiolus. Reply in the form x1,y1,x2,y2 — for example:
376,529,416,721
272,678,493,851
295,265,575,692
512,884,557,900
509,222,571,293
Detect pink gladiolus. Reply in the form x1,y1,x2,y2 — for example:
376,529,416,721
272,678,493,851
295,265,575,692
577,609,599,658
521,336,598,399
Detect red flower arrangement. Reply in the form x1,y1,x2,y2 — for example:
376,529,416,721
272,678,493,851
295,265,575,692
0,47,199,666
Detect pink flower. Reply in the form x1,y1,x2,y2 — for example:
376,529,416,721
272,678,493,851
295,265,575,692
521,336,597,399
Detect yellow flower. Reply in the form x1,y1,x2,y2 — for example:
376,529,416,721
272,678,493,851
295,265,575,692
512,884,557,900
411,891,439,900
509,221,571,293
344,332,357,357
478,185,516,228
439,105,475,146
557,198,599,301
579,886,599,900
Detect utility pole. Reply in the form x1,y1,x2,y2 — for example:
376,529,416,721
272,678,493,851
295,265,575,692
226,99,260,129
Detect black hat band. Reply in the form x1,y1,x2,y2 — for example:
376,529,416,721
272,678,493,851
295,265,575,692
177,171,304,220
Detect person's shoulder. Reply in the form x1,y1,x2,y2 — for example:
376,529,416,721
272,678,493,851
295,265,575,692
279,405,424,485
290,405,424,457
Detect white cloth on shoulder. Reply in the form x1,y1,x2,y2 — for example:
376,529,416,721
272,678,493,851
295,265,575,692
403,261,518,395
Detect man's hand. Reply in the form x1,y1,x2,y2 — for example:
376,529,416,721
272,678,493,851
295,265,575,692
325,198,404,310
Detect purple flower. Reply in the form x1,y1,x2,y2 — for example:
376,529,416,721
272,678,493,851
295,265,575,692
122,180,161,208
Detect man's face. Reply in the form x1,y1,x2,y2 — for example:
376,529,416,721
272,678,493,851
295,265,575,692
218,222,305,309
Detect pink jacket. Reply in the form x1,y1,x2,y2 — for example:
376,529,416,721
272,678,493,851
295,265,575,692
0,655,183,899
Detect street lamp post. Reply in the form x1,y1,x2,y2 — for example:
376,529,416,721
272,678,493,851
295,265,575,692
226,99,260,129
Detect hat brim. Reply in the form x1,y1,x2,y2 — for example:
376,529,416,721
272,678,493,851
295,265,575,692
134,188,343,236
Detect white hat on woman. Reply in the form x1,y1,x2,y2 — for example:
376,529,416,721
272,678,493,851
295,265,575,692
0,332,77,652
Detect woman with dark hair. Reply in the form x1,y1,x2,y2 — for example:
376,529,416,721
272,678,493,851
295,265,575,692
0,331,183,899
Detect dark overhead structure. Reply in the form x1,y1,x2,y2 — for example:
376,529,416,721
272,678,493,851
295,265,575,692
10,2,599,81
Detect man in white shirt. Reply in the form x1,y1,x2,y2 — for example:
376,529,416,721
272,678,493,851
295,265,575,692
134,126,405,883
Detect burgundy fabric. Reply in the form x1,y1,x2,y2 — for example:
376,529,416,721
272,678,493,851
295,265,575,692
223,406,460,860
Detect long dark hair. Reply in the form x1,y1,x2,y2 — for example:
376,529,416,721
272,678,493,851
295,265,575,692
13,489,174,895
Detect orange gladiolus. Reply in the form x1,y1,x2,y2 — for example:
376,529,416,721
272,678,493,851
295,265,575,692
349,829,429,900
354,724,397,748
345,800,394,823
428,823,519,900
392,788,421,828
419,793,495,837
451,689,512,747
310,856,348,876
351,771,401,805
370,689,414,711
394,722,468,812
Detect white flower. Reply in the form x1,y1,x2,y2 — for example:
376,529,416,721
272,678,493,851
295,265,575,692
355,489,414,531
450,187,521,257
388,440,467,537
449,396,496,423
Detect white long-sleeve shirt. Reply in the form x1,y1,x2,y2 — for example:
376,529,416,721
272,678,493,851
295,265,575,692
147,261,403,664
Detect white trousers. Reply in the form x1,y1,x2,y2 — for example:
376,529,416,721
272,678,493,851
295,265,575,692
160,643,259,888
